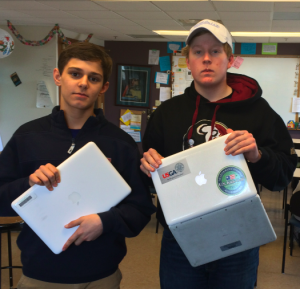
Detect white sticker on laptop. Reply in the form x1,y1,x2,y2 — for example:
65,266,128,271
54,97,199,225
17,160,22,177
157,159,191,184
217,166,246,196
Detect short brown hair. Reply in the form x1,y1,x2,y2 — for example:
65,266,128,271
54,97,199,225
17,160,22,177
182,30,232,60
58,42,113,84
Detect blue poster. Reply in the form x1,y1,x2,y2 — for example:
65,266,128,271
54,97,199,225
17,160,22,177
167,42,182,53
159,56,171,71
232,43,235,54
241,43,256,55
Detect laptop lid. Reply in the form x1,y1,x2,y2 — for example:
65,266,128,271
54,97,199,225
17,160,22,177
151,134,257,226
11,142,131,254
169,195,277,267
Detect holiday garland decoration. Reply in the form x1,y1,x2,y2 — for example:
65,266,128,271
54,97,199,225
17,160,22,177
7,20,93,46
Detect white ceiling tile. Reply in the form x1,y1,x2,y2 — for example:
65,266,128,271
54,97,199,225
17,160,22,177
89,18,136,26
228,26,271,32
133,19,179,26
116,11,172,20
274,3,300,13
166,11,219,20
4,18,52,25
38,1,106,11
0,10,33,19
212,1,272,12
272,20,300,28
153,1,214,12
68,10,121,19
164,36,186,41
234,37,269,43
273,12,300,20
57,18,96,26
19,10,77,18
0,1,57,10
219,11,271,21
111,27,152,34
93,1,159,11
223,20,271,32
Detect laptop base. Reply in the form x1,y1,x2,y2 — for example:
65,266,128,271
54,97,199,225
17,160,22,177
169,195,276,267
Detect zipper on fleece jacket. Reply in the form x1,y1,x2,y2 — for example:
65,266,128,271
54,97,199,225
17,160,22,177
68,138,75,154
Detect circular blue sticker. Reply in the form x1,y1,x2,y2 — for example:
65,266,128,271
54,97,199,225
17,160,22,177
216,166,246,196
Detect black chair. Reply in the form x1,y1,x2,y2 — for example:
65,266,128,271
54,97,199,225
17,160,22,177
0,217,23,289
281,191,300,273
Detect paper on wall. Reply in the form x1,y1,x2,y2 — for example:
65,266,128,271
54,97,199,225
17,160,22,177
292,97,300,113
174,71,185,84
148,50,160,65
130,114,142,130
127,131,141,142
36,81,53,108
159,87,171,101
155,72,169,84
120,109,132,125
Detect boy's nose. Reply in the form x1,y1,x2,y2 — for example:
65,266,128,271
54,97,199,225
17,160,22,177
79,75,88,87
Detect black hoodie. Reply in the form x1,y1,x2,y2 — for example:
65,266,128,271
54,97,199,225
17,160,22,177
0,106,156,283
143,72,297,228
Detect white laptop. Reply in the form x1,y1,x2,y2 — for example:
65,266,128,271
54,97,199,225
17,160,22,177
151,134,276,266
12,142,131,254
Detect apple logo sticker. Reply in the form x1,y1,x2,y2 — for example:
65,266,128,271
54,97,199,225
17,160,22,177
195,171,207,186
68,192,81,205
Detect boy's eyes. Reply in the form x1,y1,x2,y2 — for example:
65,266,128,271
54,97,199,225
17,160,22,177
69,72,101,83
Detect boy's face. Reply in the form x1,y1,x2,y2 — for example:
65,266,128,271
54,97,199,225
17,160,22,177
186,33,233,92
53,58,109,112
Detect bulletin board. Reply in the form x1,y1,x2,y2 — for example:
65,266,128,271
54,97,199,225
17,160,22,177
120,109,143,143
172,55,193,97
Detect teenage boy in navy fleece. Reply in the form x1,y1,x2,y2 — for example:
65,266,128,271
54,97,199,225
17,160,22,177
0,42,156,289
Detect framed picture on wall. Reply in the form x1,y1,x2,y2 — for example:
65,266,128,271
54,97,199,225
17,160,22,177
116,64,151,108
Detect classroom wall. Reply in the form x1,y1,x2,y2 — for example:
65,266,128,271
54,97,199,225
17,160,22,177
0,25,57,148
104,41,170,153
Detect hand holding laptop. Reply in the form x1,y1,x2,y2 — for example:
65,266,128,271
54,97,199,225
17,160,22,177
62,213,103,251
225,129,261,163
29,163,61,191
140,149,164,177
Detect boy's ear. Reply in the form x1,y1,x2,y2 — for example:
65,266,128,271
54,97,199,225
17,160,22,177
53,68,61,87
186,57,190,70
227,54,234,69
100,82,109,94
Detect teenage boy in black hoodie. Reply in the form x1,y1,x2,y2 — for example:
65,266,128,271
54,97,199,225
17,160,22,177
140,19,297,289
0,42,156,288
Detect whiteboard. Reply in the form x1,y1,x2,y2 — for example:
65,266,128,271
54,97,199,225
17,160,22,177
228,57,299,125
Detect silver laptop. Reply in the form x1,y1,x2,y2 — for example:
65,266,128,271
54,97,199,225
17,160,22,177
151,135,276,266
11,142,131,254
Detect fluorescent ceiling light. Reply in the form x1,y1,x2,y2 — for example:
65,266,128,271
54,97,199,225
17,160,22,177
232,32,300,37
154,30,300,37
153,30,189,36
213,0,300,2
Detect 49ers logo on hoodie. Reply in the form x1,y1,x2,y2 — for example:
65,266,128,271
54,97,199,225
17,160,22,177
183,119,228,150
